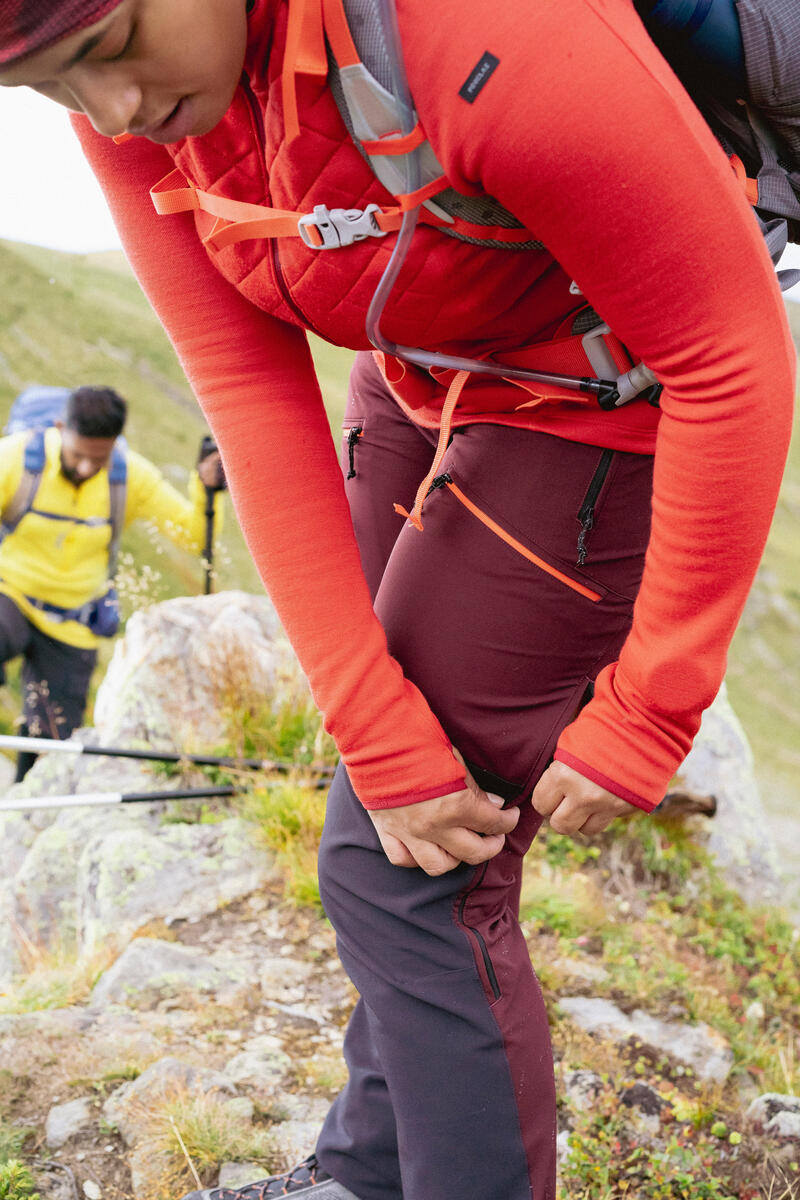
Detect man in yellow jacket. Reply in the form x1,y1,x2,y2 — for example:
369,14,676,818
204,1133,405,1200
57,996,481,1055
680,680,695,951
0,385,225,779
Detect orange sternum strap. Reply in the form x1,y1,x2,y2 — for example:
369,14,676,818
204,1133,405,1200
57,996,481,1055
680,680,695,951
149,167,450,252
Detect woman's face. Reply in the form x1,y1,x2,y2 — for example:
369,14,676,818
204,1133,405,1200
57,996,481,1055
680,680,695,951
0,0,249,143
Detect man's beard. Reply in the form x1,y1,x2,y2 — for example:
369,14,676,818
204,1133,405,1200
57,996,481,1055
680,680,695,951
60,460,85,487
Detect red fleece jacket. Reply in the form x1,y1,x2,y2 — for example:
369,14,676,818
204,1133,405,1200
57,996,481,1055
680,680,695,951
74,0,794,812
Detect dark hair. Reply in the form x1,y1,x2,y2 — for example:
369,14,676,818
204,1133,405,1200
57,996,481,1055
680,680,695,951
65,386,127,438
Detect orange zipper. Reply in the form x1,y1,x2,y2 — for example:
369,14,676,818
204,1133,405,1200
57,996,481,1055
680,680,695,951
444,478,603,603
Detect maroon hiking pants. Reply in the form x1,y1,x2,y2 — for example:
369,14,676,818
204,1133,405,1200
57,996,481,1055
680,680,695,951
316,352,653,1199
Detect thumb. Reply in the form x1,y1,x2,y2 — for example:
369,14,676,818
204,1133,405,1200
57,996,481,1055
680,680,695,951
486,792,505,808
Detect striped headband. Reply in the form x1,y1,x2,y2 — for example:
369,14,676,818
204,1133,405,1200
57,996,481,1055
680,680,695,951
0,0,123,67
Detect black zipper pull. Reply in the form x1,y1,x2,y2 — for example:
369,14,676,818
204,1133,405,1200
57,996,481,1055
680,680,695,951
427,472,452,494
346,426,362,479
576,513,593,567
576,449,614,566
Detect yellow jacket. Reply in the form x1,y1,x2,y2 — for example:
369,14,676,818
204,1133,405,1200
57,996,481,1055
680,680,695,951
0,427,223,648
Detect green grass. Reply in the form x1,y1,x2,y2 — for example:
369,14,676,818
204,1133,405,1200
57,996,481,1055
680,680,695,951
0,237,354,740
0,1161,39,1200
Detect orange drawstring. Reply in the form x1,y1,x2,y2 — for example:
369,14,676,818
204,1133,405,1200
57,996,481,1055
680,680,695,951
393,370,469,531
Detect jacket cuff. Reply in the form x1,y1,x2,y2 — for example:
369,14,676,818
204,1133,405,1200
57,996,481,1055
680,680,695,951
357,775,468,811
552,750,656,813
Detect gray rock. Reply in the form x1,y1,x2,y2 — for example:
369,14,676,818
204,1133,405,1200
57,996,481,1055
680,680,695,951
563,1070,604,1113
558,997,734,1083
765,1111,800,1140
93,591,307,748
90,937,249,1008
78,819,277,958
620,1083,664,1139
128,1144,175,1200
103,1056,237,1146
45,1097,94,1148
224,1044,292,1095
551,958,610,987
556,1129,573,1166
218,1163,264,1189
267,1119,323,1170
746,1093,800,1132
672,685,783,906
258,957,315,1004
223,1097,256,1124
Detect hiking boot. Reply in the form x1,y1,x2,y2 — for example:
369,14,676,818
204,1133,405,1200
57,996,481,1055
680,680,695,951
180,1155,363,1200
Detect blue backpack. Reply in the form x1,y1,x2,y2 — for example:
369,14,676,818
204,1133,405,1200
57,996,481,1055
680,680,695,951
1,387,128,636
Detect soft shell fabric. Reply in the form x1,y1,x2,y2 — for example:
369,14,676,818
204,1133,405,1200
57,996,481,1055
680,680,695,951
73,0,795,810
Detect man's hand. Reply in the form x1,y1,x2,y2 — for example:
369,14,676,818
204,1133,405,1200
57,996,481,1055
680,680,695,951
532,760,633,837
198,449,226,491
369,769,519,876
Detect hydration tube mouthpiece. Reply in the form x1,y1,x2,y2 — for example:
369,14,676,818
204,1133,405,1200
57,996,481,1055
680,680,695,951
633,0,745,95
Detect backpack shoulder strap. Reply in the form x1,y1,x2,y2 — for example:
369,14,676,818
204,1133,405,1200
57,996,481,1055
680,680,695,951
325,0,543,248
0,430,46,542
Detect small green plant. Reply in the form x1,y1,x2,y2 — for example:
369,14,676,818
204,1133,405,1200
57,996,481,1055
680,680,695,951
138,1087,278,1198
0,1124,31,1166
0,1161,39,1200
240,782,327,908
0,944,115,1015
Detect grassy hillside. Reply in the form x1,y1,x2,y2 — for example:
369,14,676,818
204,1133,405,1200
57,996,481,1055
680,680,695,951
0,238,354,734
0,237,797,834
726,304,800,855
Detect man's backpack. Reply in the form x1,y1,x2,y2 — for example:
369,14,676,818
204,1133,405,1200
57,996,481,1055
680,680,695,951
635,0,800,245
0,385,127,581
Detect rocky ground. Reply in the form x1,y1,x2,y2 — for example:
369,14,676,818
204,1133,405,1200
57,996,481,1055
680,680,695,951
1,593,798,1199
1,883,354,1200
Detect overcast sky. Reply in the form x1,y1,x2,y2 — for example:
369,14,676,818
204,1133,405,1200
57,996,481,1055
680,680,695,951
0,88,121,252
2,85,800,301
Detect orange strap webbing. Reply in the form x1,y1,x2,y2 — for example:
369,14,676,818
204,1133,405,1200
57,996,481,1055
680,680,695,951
388,322,633,531
730,155,759,207
149,167,444,251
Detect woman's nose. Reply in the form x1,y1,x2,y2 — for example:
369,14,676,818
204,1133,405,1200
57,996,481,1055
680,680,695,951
66,67,142,138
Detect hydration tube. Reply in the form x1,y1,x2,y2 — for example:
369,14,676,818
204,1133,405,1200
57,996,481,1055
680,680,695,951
364,0,644,409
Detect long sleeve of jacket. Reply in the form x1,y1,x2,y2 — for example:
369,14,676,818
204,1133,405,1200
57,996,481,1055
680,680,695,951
401,0,795,808
124,449,224,554
72,0,795,813
71,122,465,808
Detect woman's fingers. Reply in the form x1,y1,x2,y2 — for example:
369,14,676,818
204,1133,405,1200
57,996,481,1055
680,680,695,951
532,760,634,838
368,782,519,875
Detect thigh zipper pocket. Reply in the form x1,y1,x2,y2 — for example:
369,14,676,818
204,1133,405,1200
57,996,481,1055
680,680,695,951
576,448,614,566
432,473,604,603
342,420,364,479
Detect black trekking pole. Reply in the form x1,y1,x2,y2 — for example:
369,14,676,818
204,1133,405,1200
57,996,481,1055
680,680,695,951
198,434,224,595
0,733,336,783
203,483,216,595
0,784,238,813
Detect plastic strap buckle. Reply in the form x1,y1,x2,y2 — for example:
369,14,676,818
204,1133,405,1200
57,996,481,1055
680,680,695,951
581,323,659,410
298,203,386,249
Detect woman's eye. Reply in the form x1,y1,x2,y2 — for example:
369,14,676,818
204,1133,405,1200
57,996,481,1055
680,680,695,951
105,26,135,61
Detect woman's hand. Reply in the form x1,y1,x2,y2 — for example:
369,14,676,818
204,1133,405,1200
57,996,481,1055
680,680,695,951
532,760,634,836
368,764,519,876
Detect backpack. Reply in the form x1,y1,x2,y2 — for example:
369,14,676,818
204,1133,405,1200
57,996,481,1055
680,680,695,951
635,0,800,245
1,385,128,582
151,0,799,416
